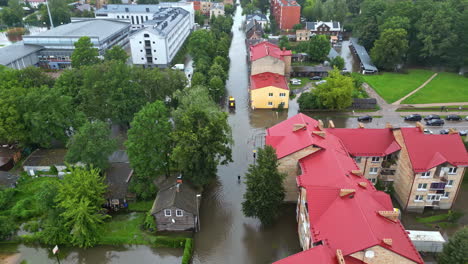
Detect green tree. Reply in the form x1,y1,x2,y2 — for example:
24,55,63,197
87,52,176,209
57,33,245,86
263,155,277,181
279,35,291,50
172,86,232,186
224,4,235,16
354,0,387,50
323,0,348,22
298,91,321,110
330,56,345,70
293,23,303,30
126,101,172,200
208,63,227,82
379,16,410,32
188,30,215,62
242,145,285,226
438,227,468,264
0,0,23,26
213,56,229,71
307,35,330,62
65,120,117,170
313,68,354,110
40,0,71,27
56,167,108,248
208,76,225,101
191,72,206,87
195,10,205,25
0,216,16,240
104,45,129,63
371,28,408,71
71,36,100,68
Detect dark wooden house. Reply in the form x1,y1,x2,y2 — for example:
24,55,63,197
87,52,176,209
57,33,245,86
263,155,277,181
151,178,199,232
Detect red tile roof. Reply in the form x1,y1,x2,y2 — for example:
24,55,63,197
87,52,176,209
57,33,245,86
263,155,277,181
249,41,292,61
270,114,424,264
250,72,289,91
400,127,468,173
327,128,401,157
265,113,326,159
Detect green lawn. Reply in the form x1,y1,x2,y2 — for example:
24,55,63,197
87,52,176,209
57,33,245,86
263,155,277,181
402,72,468,104
363,69,434,103
128,200,154,212
289,77,312,89
99,213,151,245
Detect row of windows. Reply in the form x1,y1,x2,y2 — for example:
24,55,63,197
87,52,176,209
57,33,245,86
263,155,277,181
417,180,454,190
267,101,286,106
268,93,287,97
164,209,183,217
415,193,450,202
420,167,457,178
354,157,381,163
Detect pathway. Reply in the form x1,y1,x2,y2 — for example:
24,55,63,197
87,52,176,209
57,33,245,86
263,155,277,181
392,73,438,105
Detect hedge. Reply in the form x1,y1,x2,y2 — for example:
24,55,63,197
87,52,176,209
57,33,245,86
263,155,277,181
151,236,186,248
182,238,193,264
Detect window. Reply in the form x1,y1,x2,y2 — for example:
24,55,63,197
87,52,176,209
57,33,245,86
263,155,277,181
448,167,458,175
442,192,450,199
415,195,424,202
371,157,380,162
144,33,150,38
117,15,120,19
417,183,427,190
369,167,378,175
164,209,171,216
176,209,183,217
268,93,273,97
427,194,441,201
369,178,377,184
268,102,273,106
354,157,362,163
421,171,431,178
144,40,151,46
447,180,454,187
279,93,286,97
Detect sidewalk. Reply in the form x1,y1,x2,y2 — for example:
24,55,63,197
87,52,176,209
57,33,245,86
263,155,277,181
392,73,438,105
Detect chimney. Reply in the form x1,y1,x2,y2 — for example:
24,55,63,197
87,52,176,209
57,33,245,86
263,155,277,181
385,122,393,128
317,119,324,130
378,210,399,222
339,189,356,197
282,47,285,51
416,122,424,132
328,120,335,128
358,122,364,128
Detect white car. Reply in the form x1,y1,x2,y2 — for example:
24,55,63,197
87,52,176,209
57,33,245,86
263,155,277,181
290,79,301,85
315,80,327,85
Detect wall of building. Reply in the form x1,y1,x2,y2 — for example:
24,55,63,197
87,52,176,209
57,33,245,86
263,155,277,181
251,56,285,76
279,5,300,30
297,187,311,250
350,245,418,264
154,206,196,231
251,86,289,109
278,146,321,202
210,8,225,17
296,29,309,42
6,53,39,70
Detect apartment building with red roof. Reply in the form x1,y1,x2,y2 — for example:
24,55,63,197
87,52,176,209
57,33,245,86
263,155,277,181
270,0,300,30
267,114,425,264
249,41,292,76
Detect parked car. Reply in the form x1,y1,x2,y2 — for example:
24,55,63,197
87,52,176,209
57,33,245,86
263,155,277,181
426,119,445,126
357,115,373,122
315,80,327,85
439,129,449,134
446,115,462,121
290,79,301,85
423,129,433,134
460,130,468,136
404,114,422,121
310,76,322,81
424,115,440,121
465,116,468,121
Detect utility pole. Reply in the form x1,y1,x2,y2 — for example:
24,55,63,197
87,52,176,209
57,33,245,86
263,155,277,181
196,194,201,232
46,0,54,28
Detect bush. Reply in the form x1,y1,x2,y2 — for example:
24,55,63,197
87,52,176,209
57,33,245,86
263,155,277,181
11,198,38,220
0,188,17,210
298,92,322,110
152,236,186,248
182,238,193,264
23,220,40,232
144,210,156,231
49,165,58,175
0,215,17,240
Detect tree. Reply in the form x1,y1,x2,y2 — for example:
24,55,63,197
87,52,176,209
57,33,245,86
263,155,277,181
313,68,354,110
65,120,117,170
354,0,387,50
371,28,408,71
323,0,348,22
0,215,16,240
379,16,410,32
208,76,225,101
71,37,100,68
279,35,291,50
126,101,172,200
208,63,227,82
191,72,206,87
307,35,330,62
213,56,229,71
224,4,235,16
56,167,108,248
104,45,129,63
298,91,321,110
293,23,304,30
438,227,468,264
137,0,159,4
330,56,345,70
40,0,71,27
242,145,285,226
0,0,23,26
172,86,232,186
195,10,205,25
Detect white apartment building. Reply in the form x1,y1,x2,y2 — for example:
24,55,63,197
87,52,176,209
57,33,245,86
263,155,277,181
129,7,191,67
95,3,194,30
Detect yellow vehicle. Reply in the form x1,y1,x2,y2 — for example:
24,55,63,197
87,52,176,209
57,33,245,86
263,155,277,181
228,96,236,109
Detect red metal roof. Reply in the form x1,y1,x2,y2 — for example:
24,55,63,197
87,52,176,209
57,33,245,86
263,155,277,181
250,72,289,91
327,128,401,157
401,127,468,173
265,113,326,159
270,114,424,264
249,41,292,61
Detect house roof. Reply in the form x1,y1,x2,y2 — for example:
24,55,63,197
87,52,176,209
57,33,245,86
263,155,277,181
246,13,267,22
250,72,289,91
400,127,468,172
277,0,300,7
105,162,132,199
328,47,339,59
249,41,292,61
23,149,67,167
266,113,326,159
274,244,336,264
306,21,341,31
327,128,401,157
292,65,332,73
151,177,199,215
350,37,378,72
0,43,43,66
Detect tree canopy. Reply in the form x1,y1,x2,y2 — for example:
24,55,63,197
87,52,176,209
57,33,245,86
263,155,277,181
104,45,129,63
71,37,100,68
242,145,285,225
438,227,468,264
371,28,408,71
307,35,330,62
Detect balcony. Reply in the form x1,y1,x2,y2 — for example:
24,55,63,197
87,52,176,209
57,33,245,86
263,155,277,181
429,182,446,191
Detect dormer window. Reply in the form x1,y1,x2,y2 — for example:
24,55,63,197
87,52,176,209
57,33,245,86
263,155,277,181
144,33,150,38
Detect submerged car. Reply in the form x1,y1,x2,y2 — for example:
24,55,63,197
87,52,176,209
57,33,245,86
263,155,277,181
426,119,445,126
446,115,462,121
459,130,467,136
424,115,440,121
357,115,373,122
439,129,449,134
404,114,422,121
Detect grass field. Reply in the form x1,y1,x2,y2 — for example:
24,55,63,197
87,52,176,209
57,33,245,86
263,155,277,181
402,72,468,104
100,213,151,245
363,69,434,103
289,77,312,89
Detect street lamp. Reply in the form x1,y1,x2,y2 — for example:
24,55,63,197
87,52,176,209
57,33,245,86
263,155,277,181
196,194,201,232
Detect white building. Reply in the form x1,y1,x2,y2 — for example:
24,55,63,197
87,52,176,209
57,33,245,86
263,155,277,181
25,0,46,9
210,2,224,17
95,3,194,31
129,7,191,68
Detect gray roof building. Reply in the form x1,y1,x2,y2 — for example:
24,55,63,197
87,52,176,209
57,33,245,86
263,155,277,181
328,47,339,60
350,37,378,73
0,43,43,69
246,13,268,23
95,4,163,14
151,179,198,215
306,21,341,31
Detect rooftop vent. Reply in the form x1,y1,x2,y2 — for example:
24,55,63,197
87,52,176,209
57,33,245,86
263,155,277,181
336,249,345,264
382,238,393,246
358,182,367,188
317,119,324,130
385,122,393,128
339,189,356,197
146,7,150,12
328,120,335,128
416,121,424,132
378,210,399,222
351,170,363,176
293,124,306,132
358,122,364,128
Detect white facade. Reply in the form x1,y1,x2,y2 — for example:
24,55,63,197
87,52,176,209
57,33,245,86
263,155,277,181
129,8,191,67
26,0,46,9
210,3,225,18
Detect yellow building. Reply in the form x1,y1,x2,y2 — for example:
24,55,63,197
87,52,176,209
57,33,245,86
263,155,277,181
250,72,289,109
